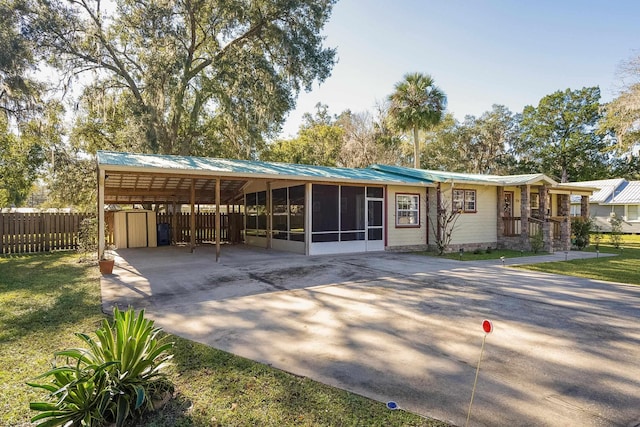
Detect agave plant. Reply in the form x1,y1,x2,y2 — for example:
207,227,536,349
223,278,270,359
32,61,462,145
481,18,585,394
29,362,114,426
29,307,174,426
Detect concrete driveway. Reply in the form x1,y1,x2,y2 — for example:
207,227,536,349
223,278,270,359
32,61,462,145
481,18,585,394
101,246,640,426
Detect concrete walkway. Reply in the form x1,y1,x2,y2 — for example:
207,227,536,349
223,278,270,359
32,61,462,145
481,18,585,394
101,246,640,426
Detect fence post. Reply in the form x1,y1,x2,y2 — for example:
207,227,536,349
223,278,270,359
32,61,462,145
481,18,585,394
0,213,4,254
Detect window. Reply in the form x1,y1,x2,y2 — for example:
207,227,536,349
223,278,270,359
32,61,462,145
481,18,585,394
289,185,305,241
570,204,581,217
530,193,540,218
464,190,476,212
367,187,383,198
396,194,420,227
452,189,476,213
627,205,639,221
245,191,267,236
272,188,288,240
256,191,267,231
340,186,366,241
245,192,258,232
312,184,340,242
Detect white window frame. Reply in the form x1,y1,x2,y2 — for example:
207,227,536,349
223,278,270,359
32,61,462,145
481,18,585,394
396,193,420,227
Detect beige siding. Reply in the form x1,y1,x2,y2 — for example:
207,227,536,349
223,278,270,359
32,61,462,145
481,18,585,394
427,187,438,243
431,184,497,245
452,185,497,244
386,185,428,248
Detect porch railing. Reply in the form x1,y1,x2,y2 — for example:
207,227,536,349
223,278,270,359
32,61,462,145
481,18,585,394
503,217,543,237
549,217,563,241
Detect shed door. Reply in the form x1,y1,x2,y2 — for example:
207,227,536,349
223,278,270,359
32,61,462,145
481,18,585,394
127,212,149,248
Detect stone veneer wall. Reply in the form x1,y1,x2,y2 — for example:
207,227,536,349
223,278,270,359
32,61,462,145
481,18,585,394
430,242,498,253
498,236,531,251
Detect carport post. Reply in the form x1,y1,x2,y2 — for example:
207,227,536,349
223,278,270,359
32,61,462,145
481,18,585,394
305,183,312,255
266,181,272,249
97,168,105,259
171,199,177,245
215,177,221,262
190,179,196,253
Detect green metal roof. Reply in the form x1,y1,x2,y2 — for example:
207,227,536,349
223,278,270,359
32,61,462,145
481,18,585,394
97,151,428,185
369,164,555,186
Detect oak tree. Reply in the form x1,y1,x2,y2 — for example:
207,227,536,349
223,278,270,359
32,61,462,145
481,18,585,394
515,87,609,182
31,0,337,157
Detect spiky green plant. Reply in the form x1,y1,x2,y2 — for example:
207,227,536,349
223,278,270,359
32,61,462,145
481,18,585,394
29,307,174,426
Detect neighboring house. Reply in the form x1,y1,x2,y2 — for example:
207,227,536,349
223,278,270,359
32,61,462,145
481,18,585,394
96,151,594,258
570,179,640,233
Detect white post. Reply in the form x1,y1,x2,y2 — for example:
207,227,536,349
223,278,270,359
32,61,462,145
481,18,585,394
267,181,272,250
305,183,312,256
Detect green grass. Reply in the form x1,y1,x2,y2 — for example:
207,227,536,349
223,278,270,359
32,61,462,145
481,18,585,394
518,234,640,285
416,248,547,261
0,252,448,427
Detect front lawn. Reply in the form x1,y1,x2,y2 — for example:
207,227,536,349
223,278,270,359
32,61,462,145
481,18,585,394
518,234,640,285
0,252,448,427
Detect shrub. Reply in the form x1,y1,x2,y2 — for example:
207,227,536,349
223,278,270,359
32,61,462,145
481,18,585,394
486,246,493,254
571,217,592,250
29,307,174,427
428,199,461,255
530,230,544,254
77,216,98,259
472,248,483,255
609,214,623,249
591,222,603,250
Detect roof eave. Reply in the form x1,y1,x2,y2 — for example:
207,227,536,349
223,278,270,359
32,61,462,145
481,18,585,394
99,163,430,187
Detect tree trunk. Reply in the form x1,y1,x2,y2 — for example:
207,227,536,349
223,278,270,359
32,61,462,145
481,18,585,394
413,126,420,169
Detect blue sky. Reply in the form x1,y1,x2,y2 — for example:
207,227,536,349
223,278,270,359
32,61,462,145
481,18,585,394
279,0,640,137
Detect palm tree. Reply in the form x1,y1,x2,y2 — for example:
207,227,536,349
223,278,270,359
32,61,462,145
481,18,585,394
388,73,447,168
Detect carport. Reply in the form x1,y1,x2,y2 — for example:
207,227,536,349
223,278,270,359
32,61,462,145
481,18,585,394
96,151,429,260
98,153,250,261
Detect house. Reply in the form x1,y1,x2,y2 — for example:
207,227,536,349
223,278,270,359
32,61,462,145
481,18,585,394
369,165,594,253
570,178,640,233
96,151,594,259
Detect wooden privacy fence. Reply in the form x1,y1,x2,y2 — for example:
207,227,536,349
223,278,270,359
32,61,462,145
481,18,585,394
0,212,92,254
156,212,243,244
0,212,244,254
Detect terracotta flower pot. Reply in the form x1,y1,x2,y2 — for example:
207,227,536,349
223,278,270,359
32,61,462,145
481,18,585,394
99,259,115,275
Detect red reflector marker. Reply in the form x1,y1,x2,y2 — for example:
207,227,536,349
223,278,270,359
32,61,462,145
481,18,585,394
482,319,493,334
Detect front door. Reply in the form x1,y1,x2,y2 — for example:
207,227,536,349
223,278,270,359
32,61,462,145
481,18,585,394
503,191,514,236
504,191,513,217
366,199,384,251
